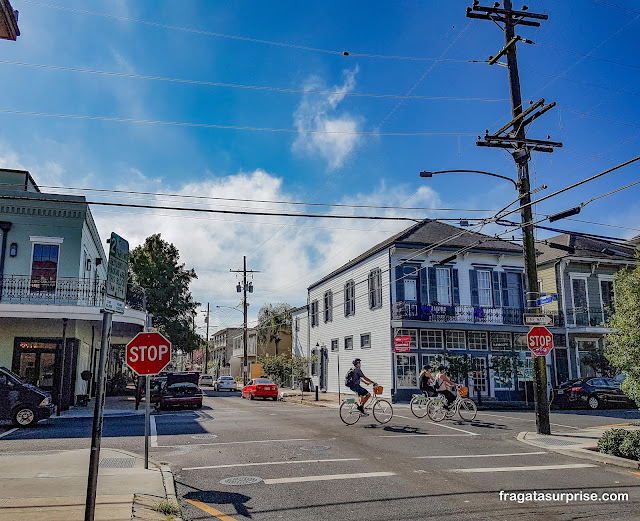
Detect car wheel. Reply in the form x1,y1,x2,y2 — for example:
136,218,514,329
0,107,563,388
272,396,278,401
249,392,254,400
13,406,36,427
588,395,601,410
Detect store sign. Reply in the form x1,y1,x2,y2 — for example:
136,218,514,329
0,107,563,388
394,335,411,352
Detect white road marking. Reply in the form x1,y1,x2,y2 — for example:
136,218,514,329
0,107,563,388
150,415,158,448
450,463,596,473
416,451,547,459
0,428,18,439
379,433,474,438
394,414,480,435
182,457,361,471
263,471,395,485
156,437,317,448
475,412,581,430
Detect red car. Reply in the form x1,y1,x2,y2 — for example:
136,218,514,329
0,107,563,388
242,378,279,401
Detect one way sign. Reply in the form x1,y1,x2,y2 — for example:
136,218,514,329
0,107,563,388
523,314,554,326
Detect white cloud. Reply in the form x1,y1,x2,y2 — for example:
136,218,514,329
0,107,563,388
292,67,362,169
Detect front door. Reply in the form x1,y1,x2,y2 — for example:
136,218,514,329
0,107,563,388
13,339,60,398
555,349,570,384
319,348,328,390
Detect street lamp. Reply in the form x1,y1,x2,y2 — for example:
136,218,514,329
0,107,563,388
420,169,518,189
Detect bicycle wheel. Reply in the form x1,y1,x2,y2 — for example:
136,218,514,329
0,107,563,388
339,401,361,425
427,399,446,422
372,399,393,424
410,396,429,418
458,398,477,421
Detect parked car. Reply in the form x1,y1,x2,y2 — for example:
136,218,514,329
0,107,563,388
552,377,636,410
156,372,203,410
0,366,54,427
242,378,279,401
138,375,167,405
214,376,237,391
199,374,214,387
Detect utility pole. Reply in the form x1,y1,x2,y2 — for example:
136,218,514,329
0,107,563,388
204,303,210,375
230,256,259,386
467,0,562,435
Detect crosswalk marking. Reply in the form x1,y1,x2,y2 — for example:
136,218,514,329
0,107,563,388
450,463,596,473
263,471,395,485
394,414,479,435
416,452,547,459
182,458,361,471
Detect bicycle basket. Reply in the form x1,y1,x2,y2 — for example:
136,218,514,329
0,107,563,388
373,385,383,395
458,386,469,397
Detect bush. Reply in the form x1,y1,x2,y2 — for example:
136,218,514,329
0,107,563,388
598,428,640,460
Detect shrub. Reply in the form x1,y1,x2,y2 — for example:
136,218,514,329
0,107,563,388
619,431,640,461
598,429,640,460
154,499,180,516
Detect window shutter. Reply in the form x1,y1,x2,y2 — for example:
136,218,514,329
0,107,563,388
344,283,349,316
470,269,479,308
376,270,382,308
428,267,437,304
419,267,429,305
329,292,333,321
501,272,509,307
452,269,460,305
520,273,526,309
395,266,404,302
368,272,373,308
492,271,501,307
350,282,356,315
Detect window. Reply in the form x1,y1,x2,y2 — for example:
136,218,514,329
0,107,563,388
30,243,60,292
368,268,383,309
331,339,338,352
360,333,371,349
600,278,614,310
394,328,417,348
472,357,487,394
344,280,355,317
490,332,512,351
420,330,443,349
324,290,333,323
395,354,417,388
571,277,588,308
492,354,514,390
311,300,319,327
436,267,451,305
468,331,488,350
295,317,300,332
311,349,318,376
344,336,353,350
477,270,493,307
404,279,417,302
445,330,465,350
422,354,445,370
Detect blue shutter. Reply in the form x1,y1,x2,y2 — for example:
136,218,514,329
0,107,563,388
470,269,479,308
419,267,429,305
492,271,501,307
395,266,404,303
520,273,526,310
501,272,509,307
428,267,437,304
452,269,460,305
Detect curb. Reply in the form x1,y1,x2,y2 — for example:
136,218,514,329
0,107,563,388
517,432,640,470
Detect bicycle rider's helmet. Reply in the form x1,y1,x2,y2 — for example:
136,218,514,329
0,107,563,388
423,365,432,371
353,358,361,366
437,365,446,372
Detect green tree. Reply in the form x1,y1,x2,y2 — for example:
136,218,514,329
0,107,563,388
581,348,617,378
444,353,474,385
128,234,201,353
490,351,523,400
256,302,293,347
605,261,640,402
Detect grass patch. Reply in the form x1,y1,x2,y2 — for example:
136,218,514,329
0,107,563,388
155,499,180,516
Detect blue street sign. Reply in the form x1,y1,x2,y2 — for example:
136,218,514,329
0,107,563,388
537,294,558,306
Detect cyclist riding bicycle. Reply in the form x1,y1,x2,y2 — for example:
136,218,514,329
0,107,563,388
419,365,437,397
349,358,376,416
433,365,460,409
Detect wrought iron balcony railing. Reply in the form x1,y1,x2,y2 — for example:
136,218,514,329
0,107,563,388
0,275,146,311
564,307,612,328
392,302,532,326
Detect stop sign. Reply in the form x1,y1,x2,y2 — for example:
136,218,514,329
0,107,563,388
126,332,171,375
527,326,553,357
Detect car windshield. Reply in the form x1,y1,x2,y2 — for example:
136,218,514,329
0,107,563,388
221,377,234,380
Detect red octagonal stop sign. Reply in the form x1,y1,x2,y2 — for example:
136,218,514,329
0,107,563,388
527,326,553,357
126,332,172,375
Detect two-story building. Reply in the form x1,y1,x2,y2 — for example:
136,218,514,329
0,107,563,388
0,168,146,411
301,219,537,402
229,328,257,378
210,327,242,377
536,233,637,382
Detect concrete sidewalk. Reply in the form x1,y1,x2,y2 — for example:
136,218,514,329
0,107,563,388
59,395,144,418
518,423,640,470
0,447,179,520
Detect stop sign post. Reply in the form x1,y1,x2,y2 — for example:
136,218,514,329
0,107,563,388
126,332,172,375
527,326,553,357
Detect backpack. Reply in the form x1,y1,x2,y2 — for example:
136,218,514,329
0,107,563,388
345,368,356,388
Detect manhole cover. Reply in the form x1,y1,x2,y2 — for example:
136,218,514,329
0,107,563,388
191,434,218,439
99,458,136,468
219,476,263,486
300,445,330,451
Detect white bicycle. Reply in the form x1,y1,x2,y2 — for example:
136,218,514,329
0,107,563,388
427,387,477,422
339,385,393,425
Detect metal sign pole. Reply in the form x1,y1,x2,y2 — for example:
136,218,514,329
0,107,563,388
144,374,150,469
84,311,112,521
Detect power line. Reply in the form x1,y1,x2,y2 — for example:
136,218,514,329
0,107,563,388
564,218,640,233
0,59,510,103
0,108,475,137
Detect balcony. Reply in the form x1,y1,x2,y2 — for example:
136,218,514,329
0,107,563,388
0,275,145,311
392,302,526,326
564,307,612,328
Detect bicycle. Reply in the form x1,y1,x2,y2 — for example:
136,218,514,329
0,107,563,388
410,393,440,420
426,386,477,422
339,384,393,425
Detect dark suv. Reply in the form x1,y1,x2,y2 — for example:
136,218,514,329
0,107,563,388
0,366,54,427
552,377,637,410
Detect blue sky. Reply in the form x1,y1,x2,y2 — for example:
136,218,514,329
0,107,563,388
1,0,639,332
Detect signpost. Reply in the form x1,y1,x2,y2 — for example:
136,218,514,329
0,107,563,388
523,314,554,326
394,335,411,352
126,332,172,470
527,326,554,357
85,233,128,521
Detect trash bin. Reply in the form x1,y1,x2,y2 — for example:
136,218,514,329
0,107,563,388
301,377,313,392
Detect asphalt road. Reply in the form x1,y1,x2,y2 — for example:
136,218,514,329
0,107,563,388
1,390,639,521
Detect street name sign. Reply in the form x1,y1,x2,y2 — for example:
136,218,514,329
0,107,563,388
536,294,558,306
394,335,411,352
105,232,129,314
523,314,554,326
126,332,172,375
527,326,554,357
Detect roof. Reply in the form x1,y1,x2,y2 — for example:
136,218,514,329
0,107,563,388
536,234,637,264
308,219,522,290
